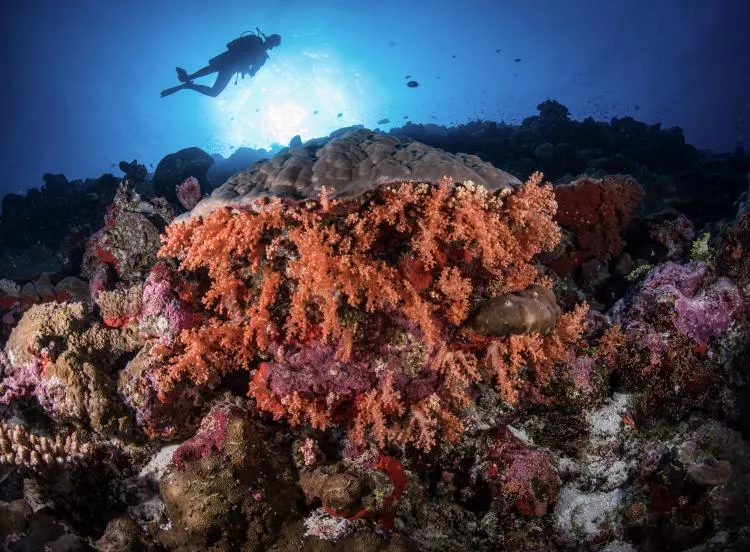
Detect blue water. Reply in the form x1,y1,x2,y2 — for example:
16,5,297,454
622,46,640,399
1,0,748,196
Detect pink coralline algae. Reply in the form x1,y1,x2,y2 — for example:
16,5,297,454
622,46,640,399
482,426,561,517
0,354,42,405
610,261,745,420
172,405,231,469
139,261,197,346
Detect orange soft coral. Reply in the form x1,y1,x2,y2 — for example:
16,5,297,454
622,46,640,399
158,174,577,451
484,303,588,404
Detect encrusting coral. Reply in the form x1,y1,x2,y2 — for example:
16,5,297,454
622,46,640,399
158,401,299,551
158,173,586,451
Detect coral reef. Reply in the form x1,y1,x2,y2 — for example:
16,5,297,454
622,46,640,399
2,301,139,435
1,118,749,551
0,422,93,470
82,182,174,284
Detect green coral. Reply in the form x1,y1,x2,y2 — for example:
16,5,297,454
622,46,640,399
626,263,654,282
690,232,716,265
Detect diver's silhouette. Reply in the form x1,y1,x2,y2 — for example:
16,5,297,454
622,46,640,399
161,29,281,98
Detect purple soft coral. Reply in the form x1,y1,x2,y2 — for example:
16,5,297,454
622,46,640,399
627,262,743,345
674,277,744,346
268,343,373,398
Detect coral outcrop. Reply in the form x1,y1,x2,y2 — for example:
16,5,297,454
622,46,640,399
158,170,584,452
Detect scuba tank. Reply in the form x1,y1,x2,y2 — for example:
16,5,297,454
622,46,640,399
226,28,266,52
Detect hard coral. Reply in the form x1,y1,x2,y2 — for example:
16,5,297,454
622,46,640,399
118,344,205,440
82,182,174,285
181,128,521,221
0,422,93,470
160,174,582,451
469,284,562,336
159,402,299,551
2,302,140,435
299,455,406,531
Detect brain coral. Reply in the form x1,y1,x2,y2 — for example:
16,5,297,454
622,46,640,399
182,127,522,220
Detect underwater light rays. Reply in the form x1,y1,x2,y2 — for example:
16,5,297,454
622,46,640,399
210,49,367,152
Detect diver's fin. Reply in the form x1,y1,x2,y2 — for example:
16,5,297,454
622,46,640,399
160,83,186,97
176,67,190,82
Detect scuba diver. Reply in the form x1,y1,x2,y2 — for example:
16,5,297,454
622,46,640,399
161,29,281,98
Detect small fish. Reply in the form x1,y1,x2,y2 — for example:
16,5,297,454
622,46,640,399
515,58,522,62
405,75,411,79
403,115,409,119
431,115,437,119
406,80,419,88
389,40,396,46
337,113,343,118
255,108,260,112
377,118,390,125
495,49,501,53
313,110,319,115
452,54,456,58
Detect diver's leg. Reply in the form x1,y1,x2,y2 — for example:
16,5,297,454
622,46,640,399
183,70,234,97
186,65,218,80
